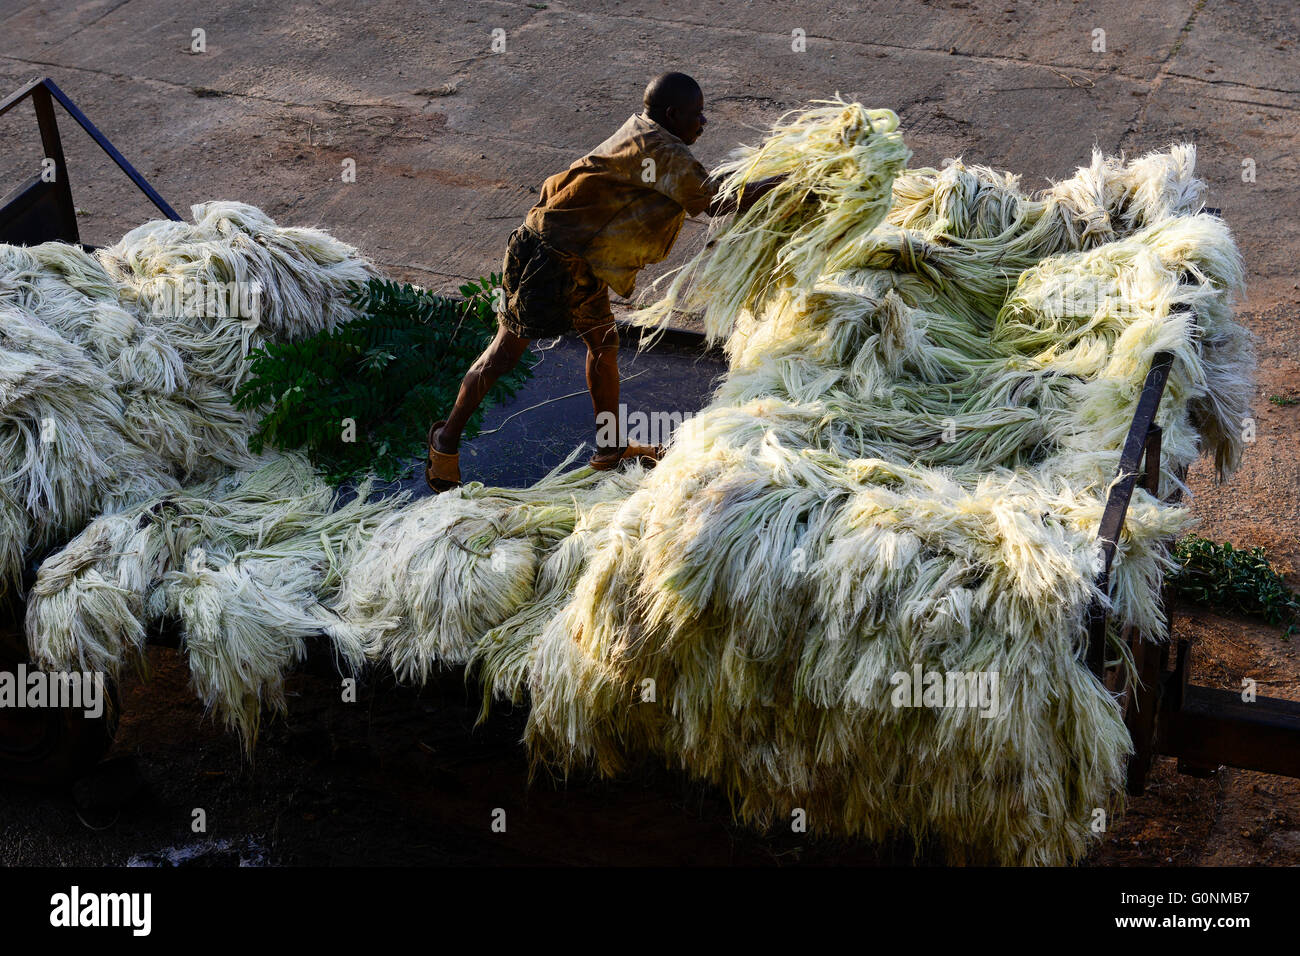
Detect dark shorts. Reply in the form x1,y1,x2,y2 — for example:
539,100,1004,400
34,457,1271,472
499,225,617,341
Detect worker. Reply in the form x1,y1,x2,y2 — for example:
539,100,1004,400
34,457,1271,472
425,71,781,491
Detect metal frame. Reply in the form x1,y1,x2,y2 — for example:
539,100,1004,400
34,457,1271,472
1083,313,1300,792
0,77,178,783
0,77,180,247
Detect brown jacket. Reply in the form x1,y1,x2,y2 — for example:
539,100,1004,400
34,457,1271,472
524,112,715,298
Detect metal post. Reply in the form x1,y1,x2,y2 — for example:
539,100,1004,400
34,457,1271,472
29,83,79,243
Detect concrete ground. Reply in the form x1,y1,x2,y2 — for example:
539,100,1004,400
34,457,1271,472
0,0,1297,866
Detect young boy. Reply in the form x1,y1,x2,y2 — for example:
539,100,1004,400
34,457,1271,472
425,72,779,490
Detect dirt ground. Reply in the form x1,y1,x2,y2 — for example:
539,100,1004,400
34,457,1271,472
0,0,1298,865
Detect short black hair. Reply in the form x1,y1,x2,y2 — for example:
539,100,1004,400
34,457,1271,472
643,72,702,120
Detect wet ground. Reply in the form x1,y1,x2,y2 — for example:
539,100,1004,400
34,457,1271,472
391,331,725,492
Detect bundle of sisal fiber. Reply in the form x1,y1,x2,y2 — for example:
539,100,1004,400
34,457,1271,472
26,453,401,748
639,97,911,338
510,108,1250,864
333,450,645,686
0,203,373,604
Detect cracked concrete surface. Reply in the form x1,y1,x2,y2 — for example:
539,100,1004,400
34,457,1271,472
0,0,1295,299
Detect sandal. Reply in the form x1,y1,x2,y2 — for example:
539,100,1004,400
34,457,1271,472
425,421,462,492
589,442,663,471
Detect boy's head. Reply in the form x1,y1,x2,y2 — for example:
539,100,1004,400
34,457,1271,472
643,72,706,145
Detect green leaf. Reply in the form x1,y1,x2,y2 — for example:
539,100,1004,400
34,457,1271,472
240,274,531,483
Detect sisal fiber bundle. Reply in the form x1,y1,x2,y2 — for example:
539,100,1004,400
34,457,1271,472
333,451,644,684
1,203,373,604
638,98,911,337
512,109,1251,864
27,453,401,747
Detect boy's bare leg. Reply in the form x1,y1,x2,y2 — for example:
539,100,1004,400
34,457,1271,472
432,325,531,453
582,321,621,458
584,321,658,466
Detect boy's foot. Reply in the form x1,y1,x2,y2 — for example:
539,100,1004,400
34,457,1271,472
589,442,663,471
426,421,462,492
430,424,459,456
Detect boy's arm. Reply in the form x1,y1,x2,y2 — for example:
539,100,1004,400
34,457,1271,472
647,139,789,218
706,174,788,217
